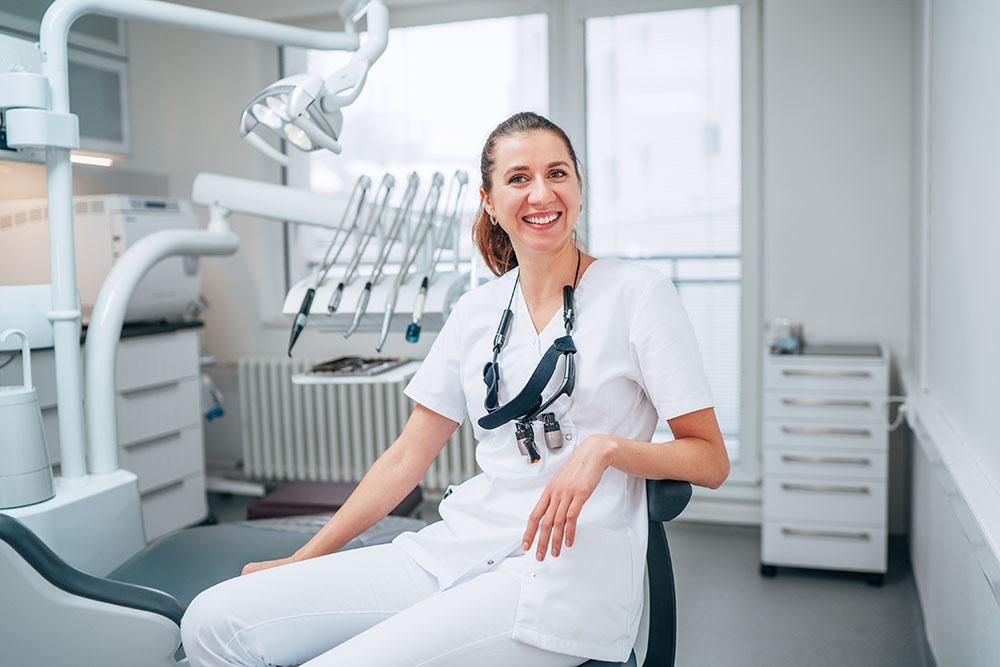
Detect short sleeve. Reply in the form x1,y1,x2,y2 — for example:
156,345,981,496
403,296,468,424
628,275,714,421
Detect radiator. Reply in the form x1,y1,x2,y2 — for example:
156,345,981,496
237,358,478,494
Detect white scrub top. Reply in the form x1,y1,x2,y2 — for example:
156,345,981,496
394,257,714,662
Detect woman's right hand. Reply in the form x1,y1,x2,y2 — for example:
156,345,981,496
241,556,298,576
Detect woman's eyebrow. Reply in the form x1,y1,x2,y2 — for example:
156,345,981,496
502,161,570,178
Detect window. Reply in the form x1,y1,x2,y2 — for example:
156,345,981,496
584,6,744,464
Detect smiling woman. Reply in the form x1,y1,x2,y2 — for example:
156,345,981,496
474,113,584,276
181,112,727,667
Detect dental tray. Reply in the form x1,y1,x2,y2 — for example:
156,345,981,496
310,356,412,376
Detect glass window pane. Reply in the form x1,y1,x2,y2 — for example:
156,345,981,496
288,15,548,285
586,7,742,459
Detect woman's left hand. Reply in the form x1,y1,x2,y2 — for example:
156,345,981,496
522,434,615,561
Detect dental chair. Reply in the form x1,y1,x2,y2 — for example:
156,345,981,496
0,479,690,667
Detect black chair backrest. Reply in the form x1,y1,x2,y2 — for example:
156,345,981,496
643,479,692,667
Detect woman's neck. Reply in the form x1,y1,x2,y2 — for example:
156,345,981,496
516,242,590,310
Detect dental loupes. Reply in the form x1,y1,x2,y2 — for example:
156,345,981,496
327,173,395,313
344,172,421,338
376,171,445,352
406,170,468,343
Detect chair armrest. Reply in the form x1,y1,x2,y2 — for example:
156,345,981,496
0,514,184,625
646,479,692,522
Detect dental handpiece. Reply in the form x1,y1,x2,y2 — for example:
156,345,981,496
327,173,396,313
314,175,372,291
344,172,420,339
406,170,469,343
287,174,370,356
376,172,446,352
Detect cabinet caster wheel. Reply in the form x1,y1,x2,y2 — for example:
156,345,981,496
866,573,884,587
760,564,777,578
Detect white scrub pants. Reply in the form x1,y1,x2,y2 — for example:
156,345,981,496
181,543,583,667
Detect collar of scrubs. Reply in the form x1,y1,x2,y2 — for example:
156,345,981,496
479,278,577,431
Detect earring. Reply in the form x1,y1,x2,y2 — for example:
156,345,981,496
490,215,498,226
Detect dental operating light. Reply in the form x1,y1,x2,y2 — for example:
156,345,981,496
239,2,388,165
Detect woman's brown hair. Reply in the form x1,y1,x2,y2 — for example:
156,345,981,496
472,112,583,276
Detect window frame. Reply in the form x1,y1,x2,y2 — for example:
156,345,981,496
279,0,763,507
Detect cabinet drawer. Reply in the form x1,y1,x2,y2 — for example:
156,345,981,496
116,330,199,391
763,391,885,422
763,476,887,524
117,377,200,446
763,419,886,452
762,521,886,573
120,426,203,494
763,448,887,480
764,360,887,394
140,472,207,541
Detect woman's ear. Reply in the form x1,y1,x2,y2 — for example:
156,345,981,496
480,187,494,218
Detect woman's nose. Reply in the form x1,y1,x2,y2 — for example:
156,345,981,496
527,178,555,204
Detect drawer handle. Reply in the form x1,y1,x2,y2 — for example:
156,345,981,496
781,369,872,378
118,379,181,396
782,528,871,541
781,426,872,437
123,429,184,450
781,398,872,408
781,455,872,466
781,483,870,494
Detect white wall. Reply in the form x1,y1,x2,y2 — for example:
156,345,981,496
763,0,912,359
906,0,1000,663
911,439,1000,666
762,0,914,533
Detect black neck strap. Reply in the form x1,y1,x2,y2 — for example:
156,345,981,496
479,249,582,430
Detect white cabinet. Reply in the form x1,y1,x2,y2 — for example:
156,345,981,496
760,343,889,584
0,327,207,541
0,1,131,155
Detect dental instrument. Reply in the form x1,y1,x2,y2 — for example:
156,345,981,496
406,170,468,343
327,173,396,314
289,174,371,356
344,172,420,338
376,172,445,352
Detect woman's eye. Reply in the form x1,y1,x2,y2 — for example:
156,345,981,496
509,175,527,184
550,170,567,178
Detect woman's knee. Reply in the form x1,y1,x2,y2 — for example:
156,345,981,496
181,581,246,665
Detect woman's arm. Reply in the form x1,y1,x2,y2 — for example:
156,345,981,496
242,404,458,574
522,407,729,562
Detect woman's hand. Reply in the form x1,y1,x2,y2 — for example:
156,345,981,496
241,556,299,576
522,434,616,561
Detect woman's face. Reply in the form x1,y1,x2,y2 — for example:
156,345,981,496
481,130,582,260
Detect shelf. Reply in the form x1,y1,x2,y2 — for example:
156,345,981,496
291,360,421,385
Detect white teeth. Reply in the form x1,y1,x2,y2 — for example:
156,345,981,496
524,213,558,225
